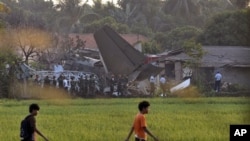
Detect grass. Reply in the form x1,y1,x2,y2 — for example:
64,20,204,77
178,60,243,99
0,97,250,141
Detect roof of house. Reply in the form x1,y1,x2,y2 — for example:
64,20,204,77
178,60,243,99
164,46,250,67
68,33,149,51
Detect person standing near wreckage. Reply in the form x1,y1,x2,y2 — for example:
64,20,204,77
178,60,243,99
149,75,156,95
110,74,116,94
160,75,167,96
214,71,222,92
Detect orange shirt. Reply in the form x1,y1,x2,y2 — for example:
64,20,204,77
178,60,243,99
133,113,147,140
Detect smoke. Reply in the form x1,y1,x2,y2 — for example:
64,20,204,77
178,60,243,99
9,82,72,100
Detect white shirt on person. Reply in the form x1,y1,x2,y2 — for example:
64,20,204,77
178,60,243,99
215,73,222,81
63,79,69,88
160,77,166,84
149,76,155,83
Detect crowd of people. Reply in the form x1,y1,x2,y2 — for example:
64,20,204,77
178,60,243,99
33,73,100,96
31,73,130,97
106,74,129,96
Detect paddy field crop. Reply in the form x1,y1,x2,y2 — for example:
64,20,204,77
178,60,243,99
0,97,249,141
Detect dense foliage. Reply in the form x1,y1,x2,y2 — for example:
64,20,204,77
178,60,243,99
0,0,249,52
0,0,249,97
198,8,250,46
0,31,20,98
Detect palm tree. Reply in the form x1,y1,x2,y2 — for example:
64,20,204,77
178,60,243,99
163,0,201,19
55,0,87,33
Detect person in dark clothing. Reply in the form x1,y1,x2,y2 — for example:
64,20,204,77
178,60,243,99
110,75,116,95
21,103,49,141
58,75,64,88
79,75,85,96
89,74,96,95
43,76,50,88
121,74,128,95
52,76,57,87
117,75,122,96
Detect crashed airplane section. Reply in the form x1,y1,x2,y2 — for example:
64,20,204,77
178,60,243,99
94,25,163,81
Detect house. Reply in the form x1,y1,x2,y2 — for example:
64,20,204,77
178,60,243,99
162,46,250,90
68,33,148,51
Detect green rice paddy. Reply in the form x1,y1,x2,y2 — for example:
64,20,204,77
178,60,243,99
0,97,249,141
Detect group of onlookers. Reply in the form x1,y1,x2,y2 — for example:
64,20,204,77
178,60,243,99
32,74,99,96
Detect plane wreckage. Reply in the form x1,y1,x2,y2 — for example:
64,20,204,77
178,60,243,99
94,25,164,82
94,26,164,95
7,26,190,97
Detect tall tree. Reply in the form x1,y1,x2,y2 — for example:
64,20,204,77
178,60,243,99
2,0,55,29
83,16,129,33
12,27,52,64
198,8,250,46
55,0,87,33
117,0,149,26
231,0,250,9
163,0,201,20
160,26,202,50
0,27,21,98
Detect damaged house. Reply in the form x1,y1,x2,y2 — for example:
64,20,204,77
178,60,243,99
162,46,250,91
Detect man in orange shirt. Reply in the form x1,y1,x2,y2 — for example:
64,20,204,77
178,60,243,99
125,101,159,141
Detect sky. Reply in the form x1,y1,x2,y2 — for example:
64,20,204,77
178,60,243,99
87,0,118,5
51,0,119,5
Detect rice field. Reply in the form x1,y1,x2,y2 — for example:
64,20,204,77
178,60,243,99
0,97,249,141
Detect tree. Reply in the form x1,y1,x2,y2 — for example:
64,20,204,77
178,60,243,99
0,1,11,28
12,27,52,64
117,0,148,29
160,26,202,50
198,8,250,46
142,40,162,54
183,39,204,65
115,0,137,25
163,0,201,20
0,48,19,98
92,0,118,17
162,0,241,27
1,0,55,29
0,28,21,98
55,0,88,33
83,16,130,33
231,0,250,9
182,39,205,91
0,2,11,13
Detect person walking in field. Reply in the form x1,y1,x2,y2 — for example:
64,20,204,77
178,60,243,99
125,101,159,141
20,103,49,141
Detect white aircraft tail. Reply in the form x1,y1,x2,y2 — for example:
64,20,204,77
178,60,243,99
170,78,190,93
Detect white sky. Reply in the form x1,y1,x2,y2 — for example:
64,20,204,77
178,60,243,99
51,0,118,5
88,0,118,5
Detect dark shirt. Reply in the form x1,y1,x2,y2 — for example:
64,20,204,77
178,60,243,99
22,115,36,141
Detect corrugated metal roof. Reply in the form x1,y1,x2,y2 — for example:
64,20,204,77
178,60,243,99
164,46,250,67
